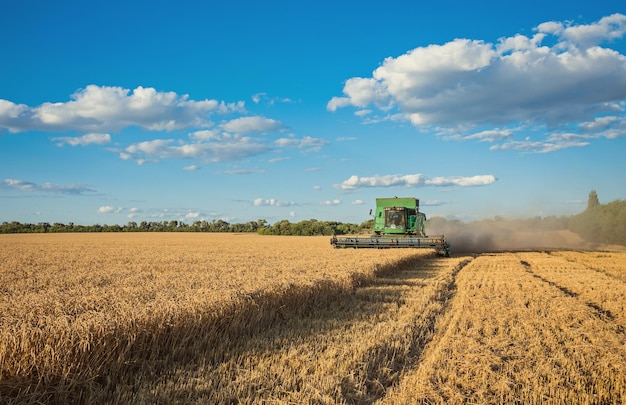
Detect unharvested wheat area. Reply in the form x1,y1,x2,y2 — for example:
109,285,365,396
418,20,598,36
1,233,626,404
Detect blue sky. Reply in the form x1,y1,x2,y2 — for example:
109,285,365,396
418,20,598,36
1,1,625,226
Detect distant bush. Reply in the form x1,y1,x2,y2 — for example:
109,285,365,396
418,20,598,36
257,219,366,236
569,195,626,246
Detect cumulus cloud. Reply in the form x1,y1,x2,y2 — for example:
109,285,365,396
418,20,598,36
71,110,328,165
334,173,496,190
328,14,626,152
538,13,626,49
51,133,111,146
253,198,297,207
122,134,270,163
119,129,328,164
1,178,96,194
98,206,123,214
221,116,286,134
0,85,245,133
320,199,342,206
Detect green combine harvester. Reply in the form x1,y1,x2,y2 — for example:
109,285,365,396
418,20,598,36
330,197,450,256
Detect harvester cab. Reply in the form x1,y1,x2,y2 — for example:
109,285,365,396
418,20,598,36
372,197,426,237
331,197,450,256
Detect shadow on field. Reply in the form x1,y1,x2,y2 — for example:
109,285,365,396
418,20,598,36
3,254,453,404
142,254,455,404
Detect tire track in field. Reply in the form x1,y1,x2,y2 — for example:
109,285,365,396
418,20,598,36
547,251,626,283
121,255,474,404
340,256,473,404
518,258,622,330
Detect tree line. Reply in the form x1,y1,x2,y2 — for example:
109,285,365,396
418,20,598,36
2,191,625,246
0,219,268,234
0,218,371,236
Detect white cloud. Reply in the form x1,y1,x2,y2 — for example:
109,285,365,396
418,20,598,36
425,175,496,187
320,199,342,206
1,178,96,194
489,139,589,153
579,115,623,132
328,14,626,152
252,93,266,104
336,174,425,190
253,198,296,207
98,206,123,214
51,133,111,146
183,165,200,171
445,129,515,142
540,13,626,50
334,173,496,190
120,130,327,165
0,85,246,133
352,199,364,205
328,77,390,112
221,116,285,134
188,129,220,141
0,100,29,132
251,92,294,105
122,135,270,163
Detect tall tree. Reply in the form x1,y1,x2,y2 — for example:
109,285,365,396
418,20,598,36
587,190,600,210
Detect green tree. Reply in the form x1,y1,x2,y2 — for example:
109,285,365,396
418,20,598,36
587,190,600,210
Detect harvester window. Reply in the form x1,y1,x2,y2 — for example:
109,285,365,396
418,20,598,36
384,208,406,229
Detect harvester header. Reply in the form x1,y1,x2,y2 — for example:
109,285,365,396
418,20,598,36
331,197,450,256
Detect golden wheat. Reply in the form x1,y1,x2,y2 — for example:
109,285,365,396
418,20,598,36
382,251,626,404
2,233,626,404
0,233,432,403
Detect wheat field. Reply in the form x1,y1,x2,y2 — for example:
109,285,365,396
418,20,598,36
1,233,625,404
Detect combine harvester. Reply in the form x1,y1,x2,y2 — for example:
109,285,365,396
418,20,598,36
330,197,450,256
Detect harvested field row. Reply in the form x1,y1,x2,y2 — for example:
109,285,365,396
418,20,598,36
119,256,471,404
517,251,626,332
382,252,626,404
0,233,436,404
551,250,626,282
